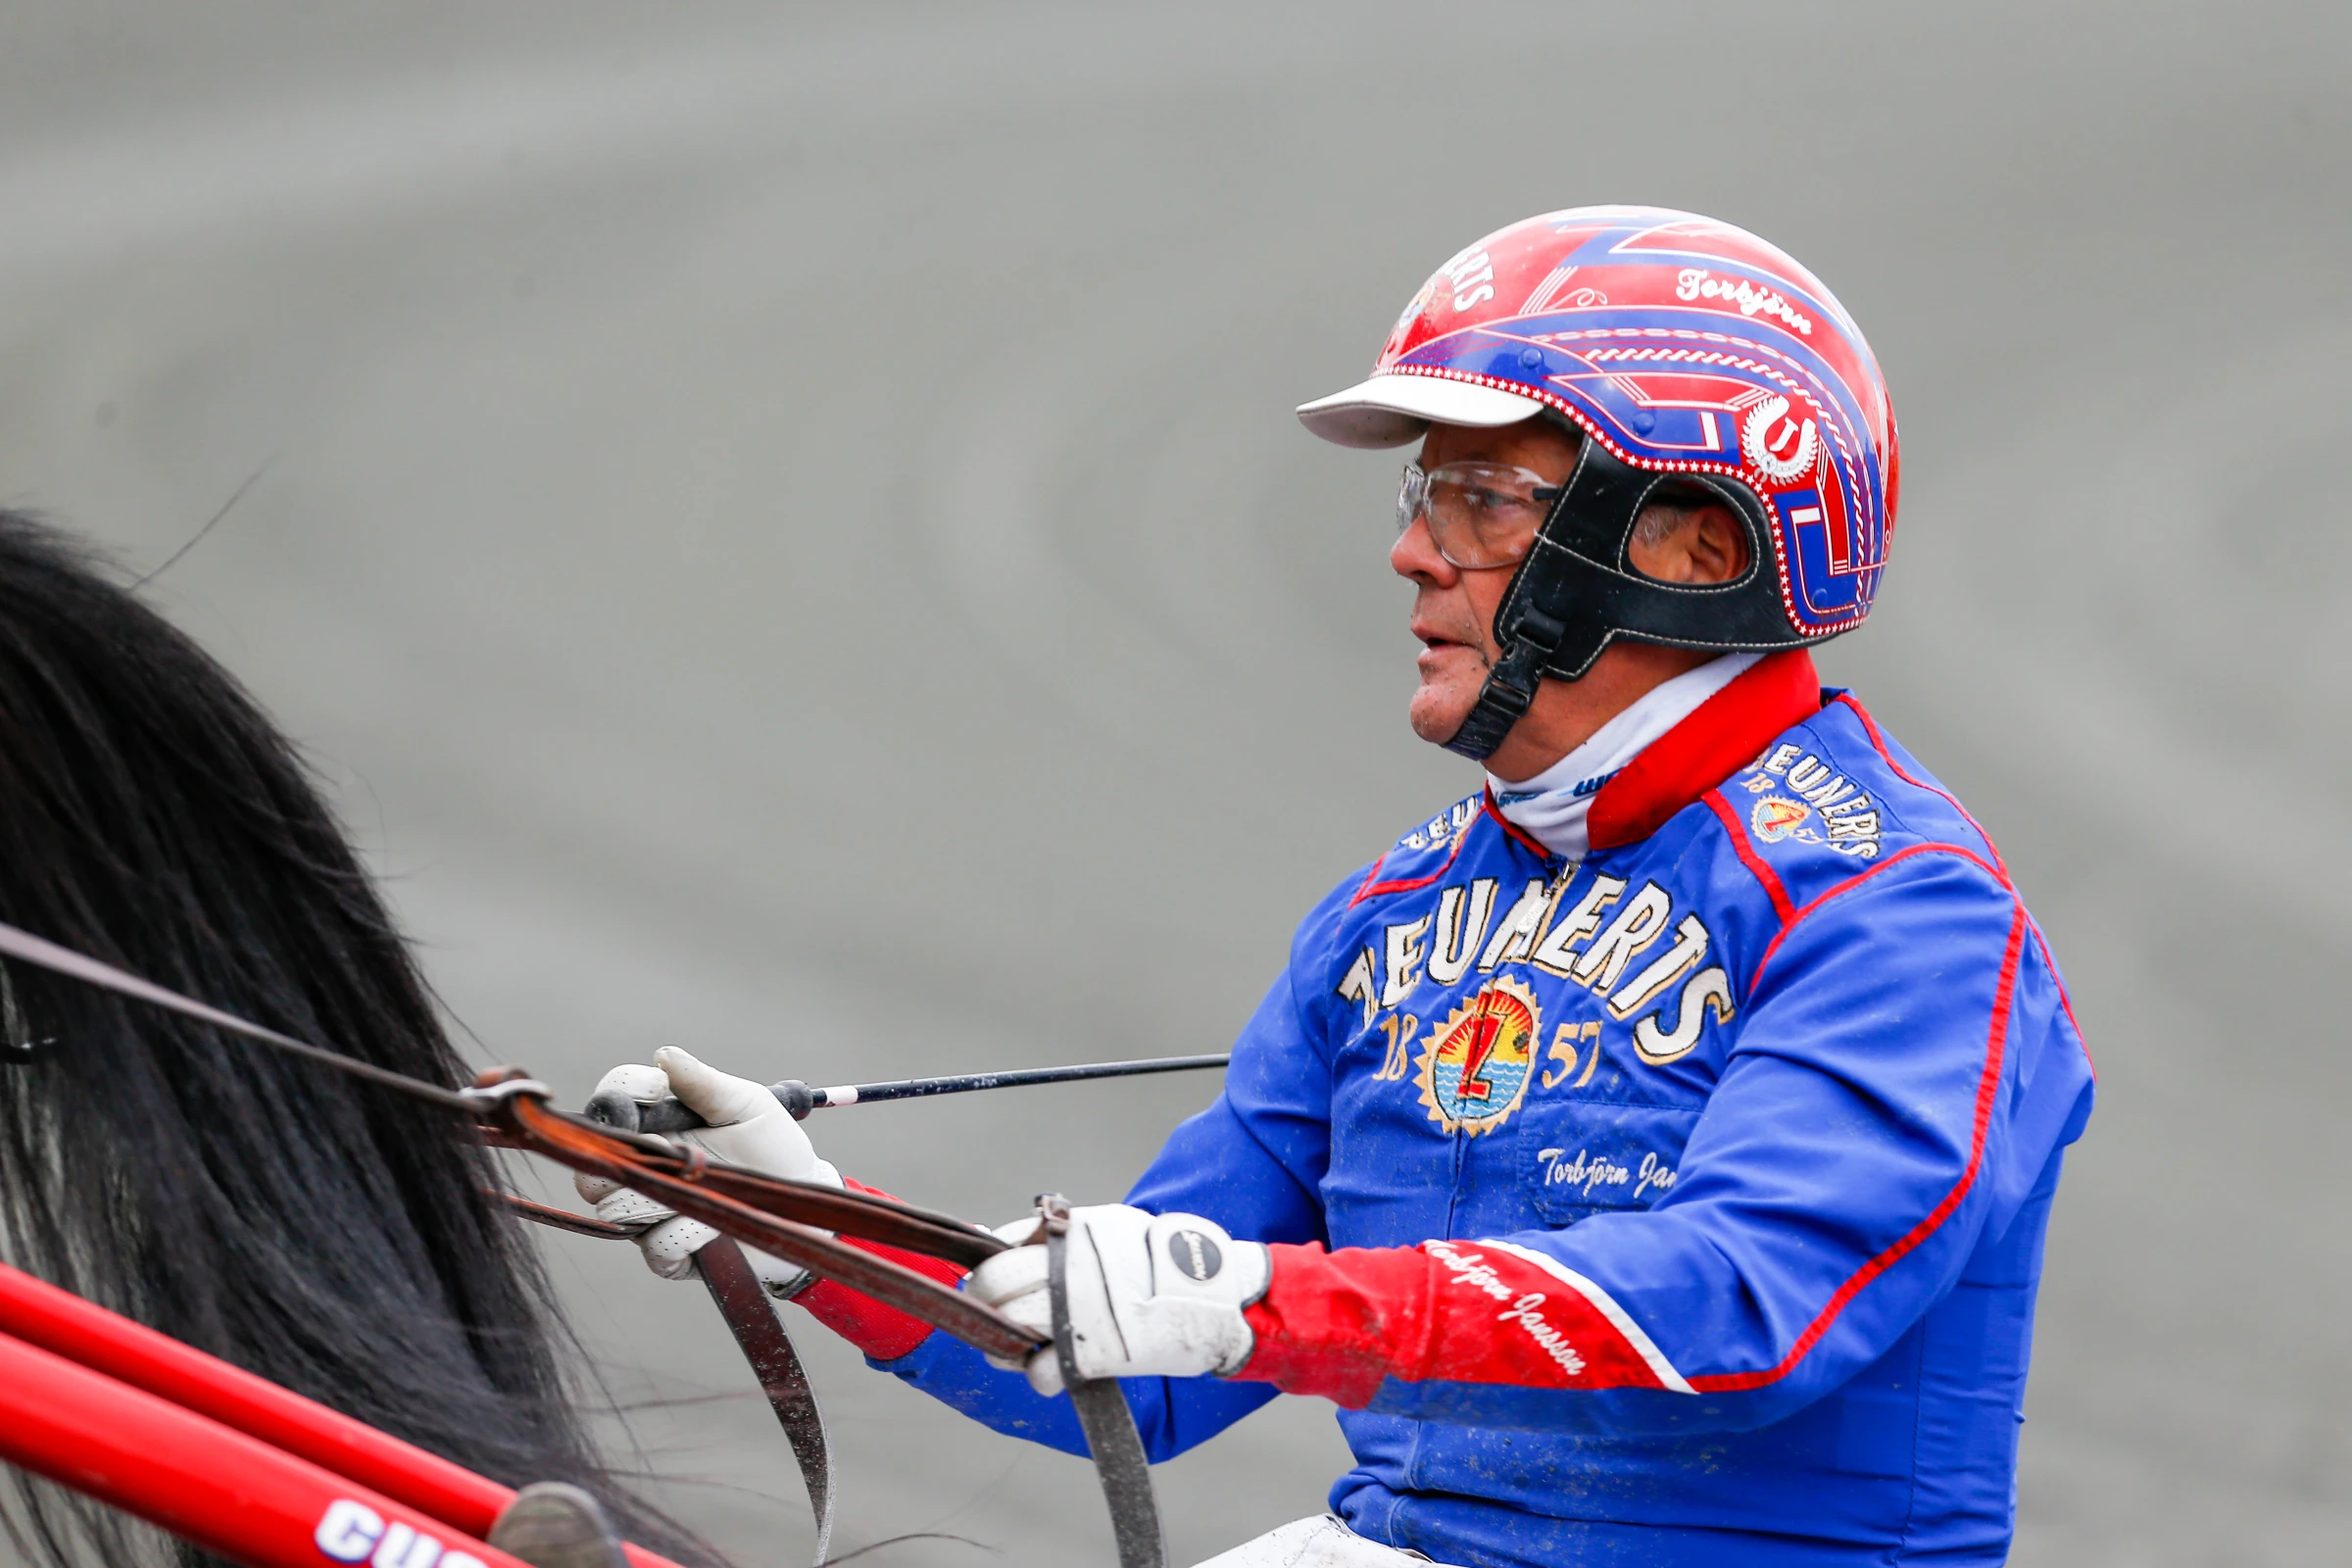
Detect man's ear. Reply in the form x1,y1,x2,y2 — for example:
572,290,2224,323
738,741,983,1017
1629,494,1751,585
1686,502,1751,583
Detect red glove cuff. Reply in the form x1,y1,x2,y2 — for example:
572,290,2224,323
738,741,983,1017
789,1177,968,1362
1233,1242,1431,1407
1234,1238,1684,1406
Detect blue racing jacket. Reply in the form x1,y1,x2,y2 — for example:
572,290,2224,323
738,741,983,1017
870,651,2095,1567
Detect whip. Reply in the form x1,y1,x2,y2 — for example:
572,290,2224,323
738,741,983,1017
586,1053,1231,1136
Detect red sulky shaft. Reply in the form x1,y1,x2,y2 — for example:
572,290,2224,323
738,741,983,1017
0,1261,685,1568
0,1327,532,1568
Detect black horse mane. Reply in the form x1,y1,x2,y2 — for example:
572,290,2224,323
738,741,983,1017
0,512,710,1566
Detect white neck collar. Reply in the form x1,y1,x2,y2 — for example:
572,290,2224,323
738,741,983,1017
1486,652,1760,861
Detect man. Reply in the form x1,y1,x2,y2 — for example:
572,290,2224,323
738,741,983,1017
588,208,2094,1567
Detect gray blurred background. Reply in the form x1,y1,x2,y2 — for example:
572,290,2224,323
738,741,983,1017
2,2,2346,1563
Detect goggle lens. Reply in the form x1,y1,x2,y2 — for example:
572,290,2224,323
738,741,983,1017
1396,462,1563,569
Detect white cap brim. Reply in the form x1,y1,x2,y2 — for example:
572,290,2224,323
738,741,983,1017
1295,372,1546,449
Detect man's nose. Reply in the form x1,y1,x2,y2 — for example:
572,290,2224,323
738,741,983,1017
1391,514,1459,585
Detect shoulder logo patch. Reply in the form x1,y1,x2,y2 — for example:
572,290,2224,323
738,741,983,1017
1750,796,1811,842
1739,742,1884,858
1416,976,1540,1137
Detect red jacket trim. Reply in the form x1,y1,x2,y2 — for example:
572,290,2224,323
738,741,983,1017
1703,788,1796,925
1587,649,1825,853
1744,841,2004,997
1690,902,2028,1393
1835,692,2012,882
1837,692,2090,1076
1345,799,1524,906
1482,787,1552,860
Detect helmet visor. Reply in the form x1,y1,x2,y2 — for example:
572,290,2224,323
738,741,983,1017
1298,373,1547,449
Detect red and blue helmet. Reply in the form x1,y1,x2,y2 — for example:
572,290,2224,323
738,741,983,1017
1299,207,1899,758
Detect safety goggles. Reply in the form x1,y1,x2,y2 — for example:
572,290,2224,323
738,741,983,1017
1396,462,1563,570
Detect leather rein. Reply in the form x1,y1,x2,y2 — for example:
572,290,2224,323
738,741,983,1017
0,918,1165,1568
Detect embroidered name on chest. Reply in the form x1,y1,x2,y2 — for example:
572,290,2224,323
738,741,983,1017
1336,870,1736,1129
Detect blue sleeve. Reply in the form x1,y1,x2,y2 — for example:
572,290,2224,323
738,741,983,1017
872,874,1349,1460
1368,850,2095,1437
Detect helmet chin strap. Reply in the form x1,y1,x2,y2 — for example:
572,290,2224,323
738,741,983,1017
1441,608,1563,762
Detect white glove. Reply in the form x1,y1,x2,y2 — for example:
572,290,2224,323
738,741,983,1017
966,1204,1269,1396
573,1046,842,1289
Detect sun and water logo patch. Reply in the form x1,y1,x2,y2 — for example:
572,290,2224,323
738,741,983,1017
1415,977,1541,1136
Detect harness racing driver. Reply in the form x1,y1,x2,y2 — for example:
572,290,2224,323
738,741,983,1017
584,207,2096,1568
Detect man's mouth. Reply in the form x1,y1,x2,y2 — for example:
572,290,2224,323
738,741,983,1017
1412,618,1468,652
1413,623,1492,672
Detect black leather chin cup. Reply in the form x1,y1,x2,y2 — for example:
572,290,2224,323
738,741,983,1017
1440,437,1807,762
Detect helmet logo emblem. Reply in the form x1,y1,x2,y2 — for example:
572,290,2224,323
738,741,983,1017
1741,395,1819,482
